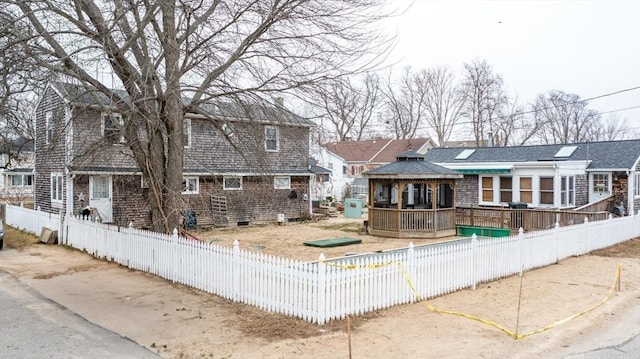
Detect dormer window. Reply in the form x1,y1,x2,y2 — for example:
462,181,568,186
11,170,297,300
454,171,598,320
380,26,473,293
102,113,124,144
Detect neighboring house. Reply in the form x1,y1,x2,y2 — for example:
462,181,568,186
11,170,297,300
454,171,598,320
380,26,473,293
310,146,348,201
0,140,35,203
424,140,640,215
321,138,435,200
34,82,313,229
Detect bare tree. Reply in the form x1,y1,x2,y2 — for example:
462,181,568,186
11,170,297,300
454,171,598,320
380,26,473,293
490,97,546,146
595,113,636,141
460,59,507,146
417,67,464,146
1,0,392,232
381,67,426,139
314,73,382,141
532,90,602,144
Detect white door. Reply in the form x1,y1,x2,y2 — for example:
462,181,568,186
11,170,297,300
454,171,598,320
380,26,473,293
589,172,611,202
89,175,113,223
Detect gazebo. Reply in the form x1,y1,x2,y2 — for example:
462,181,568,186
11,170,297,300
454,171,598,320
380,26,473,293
363,151,463,238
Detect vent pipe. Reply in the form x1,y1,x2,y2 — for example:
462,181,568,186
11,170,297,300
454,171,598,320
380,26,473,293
487,131,493,147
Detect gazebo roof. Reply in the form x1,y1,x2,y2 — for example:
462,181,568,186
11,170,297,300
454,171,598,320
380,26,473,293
363,151,462,179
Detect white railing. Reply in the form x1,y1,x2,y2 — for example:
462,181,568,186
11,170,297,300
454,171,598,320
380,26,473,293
4,203,62,237
5,203,640,324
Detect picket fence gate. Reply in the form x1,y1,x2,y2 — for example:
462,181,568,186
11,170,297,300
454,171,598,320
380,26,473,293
5,203,640,324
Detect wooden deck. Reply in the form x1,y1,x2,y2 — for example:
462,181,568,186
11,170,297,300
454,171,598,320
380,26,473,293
367,206,611,238
455,206,610,232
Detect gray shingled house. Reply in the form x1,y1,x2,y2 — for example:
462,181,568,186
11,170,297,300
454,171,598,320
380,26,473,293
424,140,640,215
34,82,313,229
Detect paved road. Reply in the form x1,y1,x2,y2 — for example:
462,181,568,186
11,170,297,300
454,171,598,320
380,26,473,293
0,270,160,359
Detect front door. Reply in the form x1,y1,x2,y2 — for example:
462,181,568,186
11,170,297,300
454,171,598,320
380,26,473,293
589,172,611,202
89,175,113,223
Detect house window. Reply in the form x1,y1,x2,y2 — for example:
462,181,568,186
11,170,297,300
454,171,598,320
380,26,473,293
182,177,199,194
45,111,53,144
561,176,575,206
592,173,609,194
10,174,33,187
141,175,148,189
328,162,333,170
342,166,347,175
102,113,124,144
635,173,640,197
265,126,278,151
539,177,554,205
520,177,532,203
481,176,493,202
224,176,242,190
183,120,191,148
274,176,291,189
51,173,63,203
499,177,512,203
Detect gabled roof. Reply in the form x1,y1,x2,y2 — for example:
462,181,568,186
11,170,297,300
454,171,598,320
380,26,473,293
364,151,462,179
49,81,312,126
424,139,640,170
324,138,433,163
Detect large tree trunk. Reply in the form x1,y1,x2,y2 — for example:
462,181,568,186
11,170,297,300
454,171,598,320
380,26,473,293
159,0,183,233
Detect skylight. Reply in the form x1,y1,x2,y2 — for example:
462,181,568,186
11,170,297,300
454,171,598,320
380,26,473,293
455,149,476,160
554,146,577,158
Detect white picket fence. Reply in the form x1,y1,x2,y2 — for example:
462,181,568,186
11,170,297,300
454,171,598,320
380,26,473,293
5,204,62,238
5,203,640,324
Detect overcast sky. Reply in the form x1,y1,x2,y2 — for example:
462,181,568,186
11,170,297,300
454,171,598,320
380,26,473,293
383,0,640,127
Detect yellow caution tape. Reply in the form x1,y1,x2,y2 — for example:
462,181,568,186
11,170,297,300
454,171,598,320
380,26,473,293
323,259,621,340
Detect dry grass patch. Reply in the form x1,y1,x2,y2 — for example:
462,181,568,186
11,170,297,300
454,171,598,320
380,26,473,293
4,225,40,250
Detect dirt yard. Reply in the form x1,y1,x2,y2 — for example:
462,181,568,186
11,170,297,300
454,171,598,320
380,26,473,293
1,215,639,358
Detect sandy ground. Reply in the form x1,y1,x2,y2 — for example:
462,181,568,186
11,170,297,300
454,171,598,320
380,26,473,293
1,215,640,359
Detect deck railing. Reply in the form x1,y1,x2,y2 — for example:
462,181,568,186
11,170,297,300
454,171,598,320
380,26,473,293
455,206,610,231
370,207,456,233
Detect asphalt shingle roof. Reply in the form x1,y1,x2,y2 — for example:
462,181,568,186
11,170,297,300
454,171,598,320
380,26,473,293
324,138,432,163
424,140,640,170
50,82,312,127
364,151,462,178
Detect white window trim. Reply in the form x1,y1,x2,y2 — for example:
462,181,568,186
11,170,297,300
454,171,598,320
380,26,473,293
223,176,243,190
265,126,279,152
51,172,63,204
101,112,125,144
182,176,199,194
183,119,191,148
560,175,575,207
141,175,148,189
274,176,291,190
634,172,640,198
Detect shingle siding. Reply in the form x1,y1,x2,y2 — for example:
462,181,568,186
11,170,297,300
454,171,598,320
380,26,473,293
455,175,478,207
34,86,68,214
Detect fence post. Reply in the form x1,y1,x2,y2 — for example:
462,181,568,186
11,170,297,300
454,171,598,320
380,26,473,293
232,240,240,302
407,242,417,300
518,228,525,274
471,235,478,289
172,228,179,283
582,217,589,256
317,253,327,324
554,222,560,263
126,222,133,267
58,210,64,246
